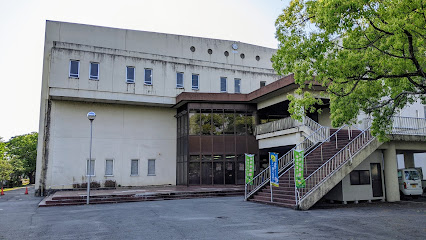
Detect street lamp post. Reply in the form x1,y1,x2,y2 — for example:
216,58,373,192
87,111,96,205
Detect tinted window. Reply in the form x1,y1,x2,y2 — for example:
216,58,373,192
177,72,184,88
127,67,135,83
234,79,241,93
90,62,99,79
220,77,227,92
192,74,199,90
405,170,420,180
145,69,152,85
70,60,79,78
350,170,370,185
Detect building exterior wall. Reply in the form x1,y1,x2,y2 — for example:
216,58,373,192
45,100,176,189
36,21,279,193
324,150,385,202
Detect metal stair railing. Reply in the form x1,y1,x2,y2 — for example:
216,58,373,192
391,116,426,135
244,126,328,200
254,117,302,135
254,116,330,138
296,126,375,205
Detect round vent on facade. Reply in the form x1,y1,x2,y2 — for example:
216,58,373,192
208,49,213,54
224,51,229,57
240,53,245,59
256,55,260,61
190,46,196,52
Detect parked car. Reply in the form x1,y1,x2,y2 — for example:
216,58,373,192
398,168,423,198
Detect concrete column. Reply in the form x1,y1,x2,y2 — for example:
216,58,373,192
403,152,415,168
383,143,400,202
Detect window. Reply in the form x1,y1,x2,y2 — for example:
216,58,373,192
105,159,113,176
89,62,99,80
148,159,156,176
350,170,370,185
192,74,199,90
126,66,135,83
69,60,80,78
144,69,152,85
260,81,266,88
131,159,139,176
234,78,241,93
177,72,184,88
86,159,95,176
220,77,227,92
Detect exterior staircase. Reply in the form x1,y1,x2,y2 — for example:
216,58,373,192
246,116,426,210
250,128,362,208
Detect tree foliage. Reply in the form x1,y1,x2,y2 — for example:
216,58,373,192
0,139,13,184
5,132,38,184
273,0,426,139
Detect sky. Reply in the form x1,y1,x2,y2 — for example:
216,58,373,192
0,0,291,141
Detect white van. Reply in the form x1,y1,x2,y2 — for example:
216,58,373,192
398,168,423,197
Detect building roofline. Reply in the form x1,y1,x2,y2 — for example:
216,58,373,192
46,20,277,51
174,74,325,108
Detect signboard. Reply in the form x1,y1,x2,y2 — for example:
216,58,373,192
294,150,305,188
245,154,254,185
269,152,279,187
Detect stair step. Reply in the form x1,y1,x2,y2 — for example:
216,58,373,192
249,198,296,208
252,195,295,205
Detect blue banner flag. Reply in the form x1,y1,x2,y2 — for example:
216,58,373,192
269,152,279,187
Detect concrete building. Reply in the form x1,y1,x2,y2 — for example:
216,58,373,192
36,21,426,210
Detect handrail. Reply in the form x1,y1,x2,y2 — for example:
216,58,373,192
391,116,426,135
254,116,329,136
304,124,347,157
254,117,302,135
296,126,374,203
244,125,329,200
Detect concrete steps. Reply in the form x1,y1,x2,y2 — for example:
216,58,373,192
40,188,244,207
248,128,363,209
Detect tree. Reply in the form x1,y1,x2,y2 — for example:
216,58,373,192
0,139,13,187
6,132,38,184
273,0,425,139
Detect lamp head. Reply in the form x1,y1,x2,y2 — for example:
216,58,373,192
87,111,96,121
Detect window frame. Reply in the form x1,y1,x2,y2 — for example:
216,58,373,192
144,68,153,85
130,159,139,176
220,77,227,92
126,66,135,84
192,74,199,90
86,159,95,177
69,60,80,78
234,78,241,93
105,159,114,176
176,72,184,89
350,170,370,185
148,159,156,176
89,62,99,80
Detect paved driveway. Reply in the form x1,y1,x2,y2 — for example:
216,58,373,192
0,187,425,240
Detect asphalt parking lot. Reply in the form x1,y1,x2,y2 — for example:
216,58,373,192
0,187,425,240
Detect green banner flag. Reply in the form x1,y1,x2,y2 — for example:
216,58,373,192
294,150,305,188
245,154,254,185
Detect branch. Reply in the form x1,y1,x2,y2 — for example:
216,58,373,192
329,79,361,97
404,30,426,78
363,33,409,59
366,91,419,111
369,19,394,35
407,76,426,93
